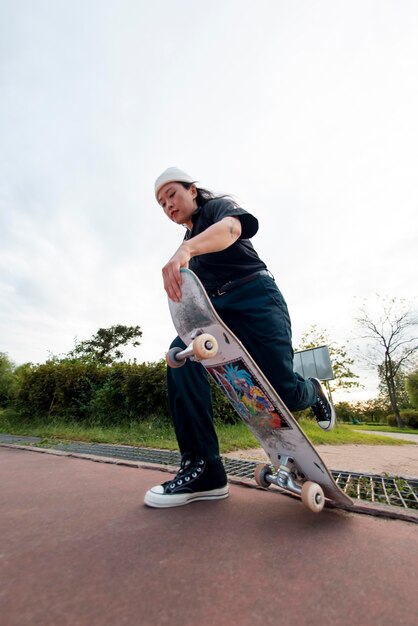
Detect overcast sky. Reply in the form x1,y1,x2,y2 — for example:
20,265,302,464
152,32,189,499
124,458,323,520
1,0,417,401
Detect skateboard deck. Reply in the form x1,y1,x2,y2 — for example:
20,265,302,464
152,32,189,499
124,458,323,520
167,268,352,510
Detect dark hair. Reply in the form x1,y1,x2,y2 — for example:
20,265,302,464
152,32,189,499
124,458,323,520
179,182,239,208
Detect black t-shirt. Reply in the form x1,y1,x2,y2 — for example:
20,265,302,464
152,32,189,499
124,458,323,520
184,198,267,291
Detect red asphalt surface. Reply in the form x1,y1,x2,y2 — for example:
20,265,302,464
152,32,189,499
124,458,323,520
1,447,417,626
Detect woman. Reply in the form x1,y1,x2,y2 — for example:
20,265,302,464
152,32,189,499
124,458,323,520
144,167,335,508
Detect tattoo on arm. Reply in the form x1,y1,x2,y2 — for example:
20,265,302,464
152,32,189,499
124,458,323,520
228,217,240,240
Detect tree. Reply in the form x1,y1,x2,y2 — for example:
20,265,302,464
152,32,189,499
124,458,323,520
406,369,418,408
297,326,362,395
356,296,418,427
377,363,411,409
67,325,142,366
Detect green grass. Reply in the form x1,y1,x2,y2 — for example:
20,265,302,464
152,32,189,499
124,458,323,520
296,419,413,446
1,409,413,452
346,424,418,435
215,419,396,451
0,410,179,449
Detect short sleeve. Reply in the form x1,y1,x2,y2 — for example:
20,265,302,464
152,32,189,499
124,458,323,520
205,199,259,239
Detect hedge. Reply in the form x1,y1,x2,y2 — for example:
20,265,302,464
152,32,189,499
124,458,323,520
16,360,169,424
388,410,418,429
14,359,239,425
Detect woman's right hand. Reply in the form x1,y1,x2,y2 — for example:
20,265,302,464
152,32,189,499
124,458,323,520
162,243,191,302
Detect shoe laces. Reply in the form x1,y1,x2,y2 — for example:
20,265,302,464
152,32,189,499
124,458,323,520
166,459,205,489
312,396,330,420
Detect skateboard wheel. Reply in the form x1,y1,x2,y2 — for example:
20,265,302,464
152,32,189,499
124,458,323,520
192,333,218,360
301,481,325,513
254,464,272,489
166,347,186,368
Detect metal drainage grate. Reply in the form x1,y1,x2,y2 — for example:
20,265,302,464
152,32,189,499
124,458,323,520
2,436,417,511
52,442,418,511
53,442,259,480
55,442,183,467
333,471,418,511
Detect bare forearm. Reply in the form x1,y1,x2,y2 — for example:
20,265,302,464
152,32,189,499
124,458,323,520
162,216,242,302
182,216,242,257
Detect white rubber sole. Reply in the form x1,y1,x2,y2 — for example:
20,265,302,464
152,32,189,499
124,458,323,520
317,405,336,431
317,419,335,431
144,485,229,508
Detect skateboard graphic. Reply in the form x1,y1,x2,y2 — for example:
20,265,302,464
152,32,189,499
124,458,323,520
166,268,352,513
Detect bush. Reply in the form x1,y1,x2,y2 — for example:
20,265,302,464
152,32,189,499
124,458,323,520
14,359,239,426
388,409,418,429
15,360,171,424
119,361,170,422
335,402,361,423
16,360,107,421
0,353,19,407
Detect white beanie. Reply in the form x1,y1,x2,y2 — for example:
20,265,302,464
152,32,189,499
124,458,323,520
154,167,196,200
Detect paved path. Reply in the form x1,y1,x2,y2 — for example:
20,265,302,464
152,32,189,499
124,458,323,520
226,432,418,478
1,446,418,626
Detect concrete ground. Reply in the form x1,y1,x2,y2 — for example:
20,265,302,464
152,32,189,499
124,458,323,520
1,446,418,626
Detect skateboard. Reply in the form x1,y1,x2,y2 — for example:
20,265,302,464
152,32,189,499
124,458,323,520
166,268,352,513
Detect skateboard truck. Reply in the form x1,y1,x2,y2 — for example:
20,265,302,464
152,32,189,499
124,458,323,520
254,456,325,513
166,332,219,368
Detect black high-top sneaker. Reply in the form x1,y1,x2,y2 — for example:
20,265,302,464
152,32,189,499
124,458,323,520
310,378,336,431
144,457,229,508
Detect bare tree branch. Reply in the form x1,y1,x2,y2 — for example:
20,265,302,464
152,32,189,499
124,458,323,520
355,295,418,426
